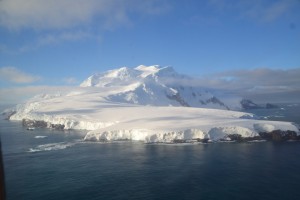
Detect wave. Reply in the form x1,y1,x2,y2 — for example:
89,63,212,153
247,140,267,143
34,136,48,139
28,142,75,152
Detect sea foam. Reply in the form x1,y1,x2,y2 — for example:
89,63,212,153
28,142,75,152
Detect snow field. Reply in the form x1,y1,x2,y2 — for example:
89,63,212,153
7,65,299,143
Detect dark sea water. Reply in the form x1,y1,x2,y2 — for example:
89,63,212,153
1,103,300,200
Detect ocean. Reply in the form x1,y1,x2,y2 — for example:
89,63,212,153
1,103,300,200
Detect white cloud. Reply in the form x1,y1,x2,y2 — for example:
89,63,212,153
63,77,79,85
0,0,169,53
37,30,96,46
200,68,300,103
262,0,293,22
0,67,299,105
0,85,74,105
0,0,102,29
0,67,41,84
0,30,98,54
217,68,300,90
208,0,298,23
243,0,297,22
162,67,300,103
0,0,170,30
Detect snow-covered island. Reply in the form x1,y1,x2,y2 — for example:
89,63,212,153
5,65,300,143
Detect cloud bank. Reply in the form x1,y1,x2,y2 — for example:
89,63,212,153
0,0,170,30
0,86,74,105
162,67,300,103
0,67,299,105
1,0,296,31
0,0,170,53
199,68,300,103
201,68,300,90
0,67,41,84
208,0,298,23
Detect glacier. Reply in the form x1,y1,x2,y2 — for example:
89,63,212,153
6,65,300,143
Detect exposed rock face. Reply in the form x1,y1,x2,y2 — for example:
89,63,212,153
259,130,299,141
50,124,65,130
22,119,47,128
172,138,209,143
160,131,300,143
22,119,65,130
240,99,262,109
227,134,261,142
206,97,229,110
2,111,16,120
226,130,299,142
166,93,190,107
241,100,280,110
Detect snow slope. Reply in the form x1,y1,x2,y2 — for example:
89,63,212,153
80,65,241,110
7,65,299,143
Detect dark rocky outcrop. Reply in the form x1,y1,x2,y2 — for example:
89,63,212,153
172,138,209,143
2,111,16,120
22,119,47,128
259,130,299,141
239,114,258,119
227,134,242,141
227,134,262,142
22,119,65,130
206,97,229,110
240,99,262,109
173,139,187,143
166,93,190,107
226,130,300,142
198,138,210,143
241,99,280,110
50,124,65,130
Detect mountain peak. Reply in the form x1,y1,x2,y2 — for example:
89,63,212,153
79,65,241,110
80,66,139,87
135,65,160,71
80,65,178,87
135,65,176,78
104,67,137,79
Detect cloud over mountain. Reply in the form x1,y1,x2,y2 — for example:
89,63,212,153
0,66,41,84
195,68,300,103
0,66,299,105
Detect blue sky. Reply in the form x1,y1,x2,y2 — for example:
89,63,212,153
0,0,300,104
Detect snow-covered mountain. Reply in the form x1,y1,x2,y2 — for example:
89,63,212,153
80,65,240,110
6,65,299,143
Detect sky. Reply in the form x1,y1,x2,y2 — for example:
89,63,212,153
0,0,300,104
